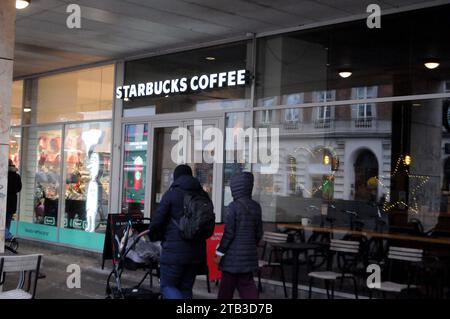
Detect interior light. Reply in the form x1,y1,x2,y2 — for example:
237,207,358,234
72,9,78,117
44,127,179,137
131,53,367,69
205,57,216,61
24,108,31,113
323,154,331,165
339,70,352,78
16,0,30,9
124,97,130,102
424,61,440,69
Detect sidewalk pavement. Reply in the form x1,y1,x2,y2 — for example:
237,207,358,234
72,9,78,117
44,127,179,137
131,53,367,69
1,239,341,299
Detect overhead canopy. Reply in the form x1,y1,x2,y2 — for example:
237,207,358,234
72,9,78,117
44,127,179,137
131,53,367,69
14,0,446,78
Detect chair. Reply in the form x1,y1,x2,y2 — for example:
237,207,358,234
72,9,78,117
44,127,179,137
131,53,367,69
257,231,288,298
0,254,43,299
369,246,423,299
307,239,360,299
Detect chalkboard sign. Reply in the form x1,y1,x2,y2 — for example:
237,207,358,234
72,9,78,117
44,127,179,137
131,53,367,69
101,213,150,269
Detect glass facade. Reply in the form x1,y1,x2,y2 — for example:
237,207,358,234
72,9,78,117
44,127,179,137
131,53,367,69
6,3,450,297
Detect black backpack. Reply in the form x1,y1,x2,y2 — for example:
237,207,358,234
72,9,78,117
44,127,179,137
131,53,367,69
172,188,215,240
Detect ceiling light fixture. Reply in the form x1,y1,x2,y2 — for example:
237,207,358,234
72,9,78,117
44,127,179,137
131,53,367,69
424,61,440,70
16,0,30,9
24,108,31,113
339,70,352,78
205,57,216,61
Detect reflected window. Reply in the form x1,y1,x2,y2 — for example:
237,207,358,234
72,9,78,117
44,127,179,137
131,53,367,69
354,86,377,121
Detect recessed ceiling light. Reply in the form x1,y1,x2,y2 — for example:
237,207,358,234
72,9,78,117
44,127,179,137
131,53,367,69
205,57,216,61
16,0,30,9
165,95,169,98
424,61,440,69
124,97,130,102
24,107,31,113
339,70,352,78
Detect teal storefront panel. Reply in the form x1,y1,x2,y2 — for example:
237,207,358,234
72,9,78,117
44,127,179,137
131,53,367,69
18,221,58,242
59,228,105,251
10,220,17,235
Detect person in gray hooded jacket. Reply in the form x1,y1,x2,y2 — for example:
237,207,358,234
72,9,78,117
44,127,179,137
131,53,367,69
215,172,263,299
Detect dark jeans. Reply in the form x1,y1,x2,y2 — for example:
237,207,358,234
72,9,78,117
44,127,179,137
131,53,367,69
5,212,13,240
159,263,198,299
218,271,259,299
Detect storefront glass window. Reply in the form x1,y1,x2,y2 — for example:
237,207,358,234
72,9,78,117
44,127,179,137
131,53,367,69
11,80,23,126
31,65,114,124
9,127,21,168
252,101,393,222
122,123,148,214
63,122,112,233
123,41,252,116
20,126,62,228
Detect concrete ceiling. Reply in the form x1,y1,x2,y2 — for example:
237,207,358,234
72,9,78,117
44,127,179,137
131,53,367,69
13,0,448,78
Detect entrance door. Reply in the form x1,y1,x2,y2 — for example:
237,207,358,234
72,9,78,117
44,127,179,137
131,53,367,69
150,118,223,219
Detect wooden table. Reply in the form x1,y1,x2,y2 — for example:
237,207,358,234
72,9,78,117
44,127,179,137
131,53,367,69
278,224,450,246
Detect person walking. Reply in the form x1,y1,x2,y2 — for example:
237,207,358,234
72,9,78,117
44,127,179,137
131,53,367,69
5,160,22,241
215,172,263,299
148,164,211,299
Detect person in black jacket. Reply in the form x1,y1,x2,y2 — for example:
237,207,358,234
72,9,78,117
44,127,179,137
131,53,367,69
149,164,208,299
215,172,263,299
6,160,22,241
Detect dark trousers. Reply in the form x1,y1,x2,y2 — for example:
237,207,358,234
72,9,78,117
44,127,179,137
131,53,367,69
218,271,259,299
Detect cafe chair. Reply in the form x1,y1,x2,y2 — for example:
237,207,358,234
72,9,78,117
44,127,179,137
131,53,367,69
307,239,360,299
0,254,43,299
369,246,423,299
257,231,288,298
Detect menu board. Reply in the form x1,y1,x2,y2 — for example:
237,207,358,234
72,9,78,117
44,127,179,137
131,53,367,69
102,213,148,267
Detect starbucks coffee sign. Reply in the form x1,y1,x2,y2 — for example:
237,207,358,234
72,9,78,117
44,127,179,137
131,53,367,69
116,69,249,99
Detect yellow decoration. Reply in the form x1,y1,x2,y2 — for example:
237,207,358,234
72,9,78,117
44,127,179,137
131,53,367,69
367,176,378,189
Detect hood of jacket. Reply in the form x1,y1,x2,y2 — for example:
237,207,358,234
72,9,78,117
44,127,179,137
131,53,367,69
171,174,203,192
230,172,254,200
